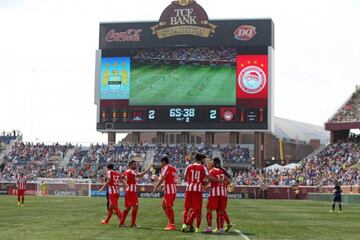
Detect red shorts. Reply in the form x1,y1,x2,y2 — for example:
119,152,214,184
108,194,119,207
163,194,176,208
184,191,203,210
17,189,25,197
220,197,228,211
125,191,138,208
207,196,227,211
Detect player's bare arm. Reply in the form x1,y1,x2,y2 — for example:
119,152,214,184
98,179,110,192
136,164,152,178
153,175,165,192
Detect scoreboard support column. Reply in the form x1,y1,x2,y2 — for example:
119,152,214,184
254,132,265,168
229,132,239,144
132,132,141,143
205,132,214,145
108,132,116,144
156,132,165,144
180,132,190,144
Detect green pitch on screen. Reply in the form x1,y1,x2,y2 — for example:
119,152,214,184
129,64,236,106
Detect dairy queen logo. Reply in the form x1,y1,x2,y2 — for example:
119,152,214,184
238,66,266,94
234,25,257,41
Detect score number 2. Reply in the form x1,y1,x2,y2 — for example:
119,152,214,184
148,110,155,120
210,109,217,119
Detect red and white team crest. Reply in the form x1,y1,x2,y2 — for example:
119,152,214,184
234,25,257,41
238,66,266,94
223,111,234,121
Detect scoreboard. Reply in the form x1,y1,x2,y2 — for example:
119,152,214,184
95,1,274,132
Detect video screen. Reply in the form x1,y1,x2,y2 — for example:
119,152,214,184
100,47,237,106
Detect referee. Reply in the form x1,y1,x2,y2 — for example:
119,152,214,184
330,182,342,213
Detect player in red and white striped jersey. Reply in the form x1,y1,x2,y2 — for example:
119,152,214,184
99,163,127,225
203,158,232,233
16,173,26,206
182,153,224,233
153,156,178,231
120,160,152,227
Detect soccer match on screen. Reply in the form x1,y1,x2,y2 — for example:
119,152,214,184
1,0,360,239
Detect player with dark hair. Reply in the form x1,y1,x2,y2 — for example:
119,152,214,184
207,158,233,233
182,153,223,233
330,182,343,213
120,160,152,227
99,163,127,225
153,156,178,230
16,173,26,206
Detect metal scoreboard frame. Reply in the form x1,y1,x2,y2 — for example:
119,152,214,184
94,1,274,133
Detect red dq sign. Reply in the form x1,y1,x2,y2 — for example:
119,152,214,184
234,25,257,41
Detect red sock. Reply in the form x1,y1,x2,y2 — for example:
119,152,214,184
182,209,189,224
105,208,113,222
219,212,225,229
187,210,196,226
167,207,175,225
216,211,220,229
206,211,212,227
195,210,202,228
121,208,129,225
163,206,169,219
114,207,122,222
131,207,138,225
223,211,230,225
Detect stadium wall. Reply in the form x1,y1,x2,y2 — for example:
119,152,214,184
2,182,359,200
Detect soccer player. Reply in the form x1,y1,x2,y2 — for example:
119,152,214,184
203,158,232,233
16,173,26,206
120,160,152,227
40,181,46,196
99,163,127,225
153,156,178,231
330,182,342,213
182,153,223,233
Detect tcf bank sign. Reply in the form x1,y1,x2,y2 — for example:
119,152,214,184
151,0,216,39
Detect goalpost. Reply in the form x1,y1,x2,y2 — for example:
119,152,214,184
36,178,92,197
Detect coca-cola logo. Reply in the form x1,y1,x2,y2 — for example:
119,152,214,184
234,25,257,41
105,29,142,42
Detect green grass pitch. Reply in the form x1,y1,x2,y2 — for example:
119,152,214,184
1,196,360,240
129,64,236,106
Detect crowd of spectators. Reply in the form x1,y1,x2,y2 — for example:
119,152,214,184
133,47,236,64
1,135,360,187
330,87,360,122
0,142,72,181
232,135,360,186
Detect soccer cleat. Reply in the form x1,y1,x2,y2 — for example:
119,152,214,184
225,224,232,232
17,201,20,206
181,224,189,233
329,210,334,213
202,226,212,233
101,220,109,225
219,228,225,233
212,228,219,233
130,224,141,228
195,228,200,233
118,223,125,227
21,204,24,207
188,225,195,232
164,224,176,231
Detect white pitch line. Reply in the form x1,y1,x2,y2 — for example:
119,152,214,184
234,229,250,240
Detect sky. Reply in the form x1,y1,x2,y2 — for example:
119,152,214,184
0,0,359,144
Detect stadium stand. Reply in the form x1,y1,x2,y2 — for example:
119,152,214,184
328,86,360,122
133,47,236,65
